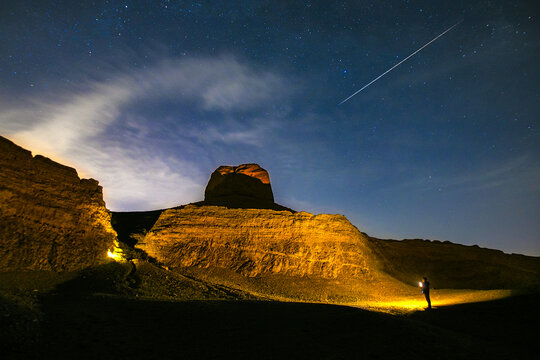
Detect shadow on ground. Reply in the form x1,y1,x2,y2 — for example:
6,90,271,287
408,293,539,359
1,264,538,360
4,294,538,359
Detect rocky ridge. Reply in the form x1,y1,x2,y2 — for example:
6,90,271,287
136,205,378,279
0,136,117,271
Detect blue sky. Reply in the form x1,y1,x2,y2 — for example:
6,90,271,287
0,1,538,255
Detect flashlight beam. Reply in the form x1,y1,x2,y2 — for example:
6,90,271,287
339,21,462,105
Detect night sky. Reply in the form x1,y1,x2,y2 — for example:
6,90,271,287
1,1,539,255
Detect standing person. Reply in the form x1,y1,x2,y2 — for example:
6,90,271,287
420,277,431,309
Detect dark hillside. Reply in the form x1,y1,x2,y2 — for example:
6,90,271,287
368,237,540,290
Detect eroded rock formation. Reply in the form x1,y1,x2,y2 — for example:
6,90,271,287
0,136,117,271
136,205,378,279
203,164,289,210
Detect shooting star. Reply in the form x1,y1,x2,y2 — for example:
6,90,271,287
339,21,462,105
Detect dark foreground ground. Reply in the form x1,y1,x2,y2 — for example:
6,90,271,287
1,294,538,359
1,265,538,360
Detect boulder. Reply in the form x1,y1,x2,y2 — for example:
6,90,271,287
203,164,289,210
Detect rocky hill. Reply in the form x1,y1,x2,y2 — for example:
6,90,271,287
124,163,540,295
111,163,292,247
133,204,419,302
137,206,376,279
0,136,117,271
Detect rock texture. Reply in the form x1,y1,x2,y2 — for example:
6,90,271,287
0,136,117,271
136,205,378,279
203,164,289,210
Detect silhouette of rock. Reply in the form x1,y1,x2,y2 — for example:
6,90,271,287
203,164,290,211
368,237,540,290
0,136,117,271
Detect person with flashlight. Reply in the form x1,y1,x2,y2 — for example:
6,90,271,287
420,277,431,309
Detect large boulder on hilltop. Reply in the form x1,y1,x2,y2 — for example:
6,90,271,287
111,163,293,247
0,135,118,271
203,163,290,211
205,163,274,204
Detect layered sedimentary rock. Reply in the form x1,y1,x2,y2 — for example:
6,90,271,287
202,164,289,210
136,205,378,279
0,136,117,271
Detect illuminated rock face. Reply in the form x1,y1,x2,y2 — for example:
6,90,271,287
203,164,277,209
137,205,377,279
0,136,117,271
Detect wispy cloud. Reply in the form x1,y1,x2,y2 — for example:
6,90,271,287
441,155,540,193
183,117,281,147
392,155,540,195
0,55,293,211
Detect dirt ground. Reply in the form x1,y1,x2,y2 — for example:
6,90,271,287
1,264,538,360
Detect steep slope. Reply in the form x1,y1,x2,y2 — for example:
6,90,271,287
0,136,117,271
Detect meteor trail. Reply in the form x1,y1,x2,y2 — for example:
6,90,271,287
339,21,462,105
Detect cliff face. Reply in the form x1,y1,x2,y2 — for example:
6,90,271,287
136,205,378,279
0,136,117,271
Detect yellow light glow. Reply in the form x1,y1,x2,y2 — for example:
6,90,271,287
107,240,126,262
418,281,423,287
353,289,512,314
